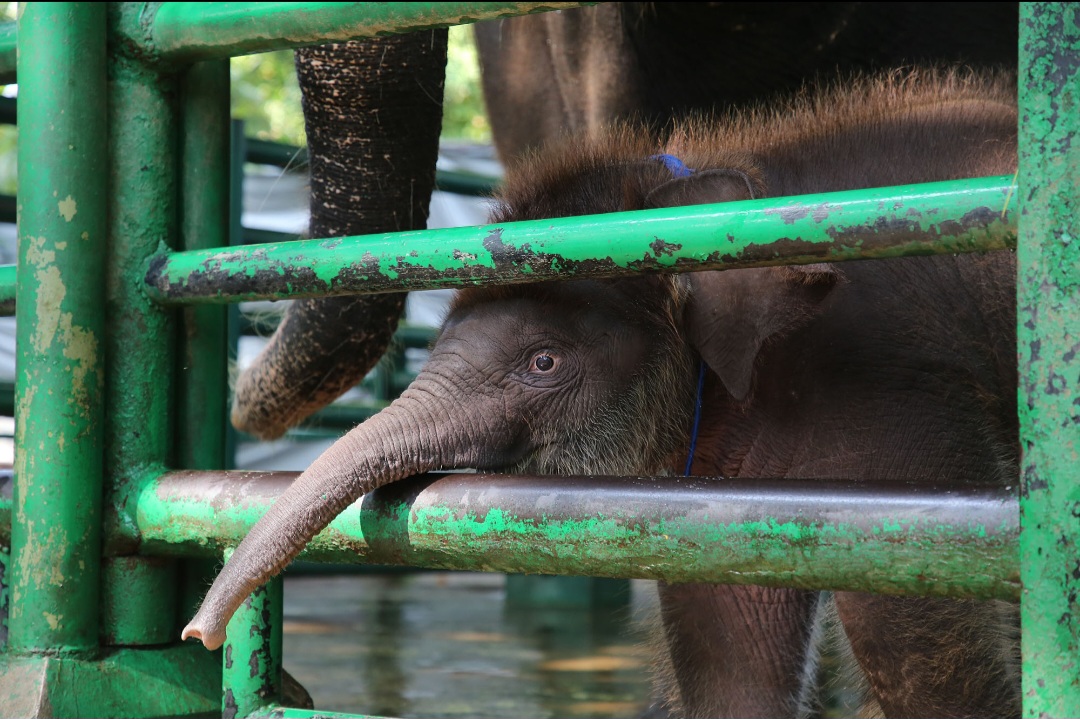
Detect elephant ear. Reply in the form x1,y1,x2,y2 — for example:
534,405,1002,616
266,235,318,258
644,168,761,209
683,265,838,401
644,167,839,401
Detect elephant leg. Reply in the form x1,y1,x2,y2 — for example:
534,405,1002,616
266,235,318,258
834,592,1019,718
232,34,447,439
657,583,823,719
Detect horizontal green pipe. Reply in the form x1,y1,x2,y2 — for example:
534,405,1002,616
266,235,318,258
242,227,300,245
246,137,496,195
435,168,499,197
120,471,1019,600
0,97,15,125
145,2,587,63
0,265,13,316
244,138,308,170
0,23,13,83
253,707,380,719
144,175,1017,305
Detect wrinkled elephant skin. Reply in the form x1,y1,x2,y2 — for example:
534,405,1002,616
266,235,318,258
190,71,1019,718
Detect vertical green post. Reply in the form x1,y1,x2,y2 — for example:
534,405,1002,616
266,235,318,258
1017,3,1080,717
10,2,106,656
176,61,233,630
223,549,284,717
221,117,288,714
226,119,248,470
104,18,178,536
178,60,230,474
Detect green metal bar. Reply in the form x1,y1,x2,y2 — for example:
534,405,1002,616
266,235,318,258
0,264,15,315
223,548,284,717
1017,4,1080,717
227,120,247,469
100,557,178,646
0,22,14,83
435,168,499,197
245,138,308,170
10,2,107,657
177,61,230,473
0,543,9,649
0,470,8,545
144,175,1018,305
245,137,496,195
144,2,587,63
103,26,179,556
244,227,302,245
175,59,233,664
124,471,1020,600
0,96,15,125
250,708,380,719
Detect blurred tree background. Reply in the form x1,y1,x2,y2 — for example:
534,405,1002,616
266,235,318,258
0,24,490,196
230,25,491,146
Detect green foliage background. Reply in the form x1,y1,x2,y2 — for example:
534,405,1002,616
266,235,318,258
229,25,490,147
0,23,490,195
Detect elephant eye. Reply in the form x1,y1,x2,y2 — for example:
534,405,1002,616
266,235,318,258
532,354,556,372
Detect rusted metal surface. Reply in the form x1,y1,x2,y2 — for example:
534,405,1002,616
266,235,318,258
222,548,283,719
144,176,1018,305
11,1,108,657
1017,3,1080,716
124,471,1020,601
134,2,588,64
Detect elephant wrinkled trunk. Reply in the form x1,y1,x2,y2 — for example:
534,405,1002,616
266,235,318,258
183,394,454,650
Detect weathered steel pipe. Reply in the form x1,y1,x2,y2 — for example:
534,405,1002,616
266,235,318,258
142,2,587,63
222,547,284,718
0,22,14,82
0,265,14,316
127,471,1020,601
1017,4,1080,716
144,176,1017,305
10,2,108,657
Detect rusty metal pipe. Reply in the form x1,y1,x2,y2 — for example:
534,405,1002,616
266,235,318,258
114,470,1020,601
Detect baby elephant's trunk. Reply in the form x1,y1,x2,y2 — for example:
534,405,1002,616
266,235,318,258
183,400,433,650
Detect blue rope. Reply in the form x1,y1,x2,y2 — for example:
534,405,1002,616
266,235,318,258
684,360,706,476
649,152,704,475
649,153,695,178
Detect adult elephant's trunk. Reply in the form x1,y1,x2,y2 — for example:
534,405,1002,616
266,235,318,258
232,34,447,440
185,378,492,650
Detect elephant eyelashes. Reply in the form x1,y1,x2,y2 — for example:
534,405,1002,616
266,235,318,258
532,354,556,372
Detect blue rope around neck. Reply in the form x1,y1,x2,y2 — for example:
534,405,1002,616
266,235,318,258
648,152,704,475
649,153,695,178
684,360,706,476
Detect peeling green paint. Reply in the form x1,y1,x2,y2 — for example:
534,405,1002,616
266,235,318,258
10,3,107,658
57,195,76,222
143,2,588,64
223,550,283,718
123,471,1020,601
0,646,221,717
1017,4,1080,717
143,176,1018,305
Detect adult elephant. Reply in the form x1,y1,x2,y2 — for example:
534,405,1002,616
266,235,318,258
231,33,447,440
233,3,1020,440
475,2,1020,161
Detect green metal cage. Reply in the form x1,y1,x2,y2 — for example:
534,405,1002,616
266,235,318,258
0,2,1076,717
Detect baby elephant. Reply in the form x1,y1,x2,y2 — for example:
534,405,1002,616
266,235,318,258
188,70,1019,718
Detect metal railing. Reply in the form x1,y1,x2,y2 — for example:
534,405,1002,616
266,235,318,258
1,3,1077,718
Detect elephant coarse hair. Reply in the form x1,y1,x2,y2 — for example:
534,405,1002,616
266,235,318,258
190,68,1019,719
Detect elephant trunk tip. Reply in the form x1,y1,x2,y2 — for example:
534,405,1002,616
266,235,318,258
181,615,227,651
230,403,288,442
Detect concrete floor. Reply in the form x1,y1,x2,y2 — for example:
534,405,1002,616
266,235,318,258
282,572,657,718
